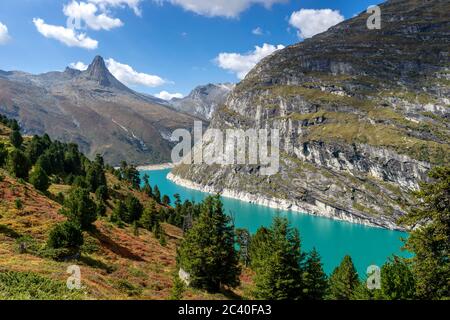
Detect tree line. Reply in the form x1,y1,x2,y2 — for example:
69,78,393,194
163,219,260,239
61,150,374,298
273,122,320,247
175,167,449,300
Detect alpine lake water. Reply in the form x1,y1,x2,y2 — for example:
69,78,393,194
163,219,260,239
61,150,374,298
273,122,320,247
140,169,410,276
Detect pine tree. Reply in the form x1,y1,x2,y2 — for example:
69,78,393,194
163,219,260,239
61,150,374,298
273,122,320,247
401,166,449,299
0,143,8,166
249,227,271,270
60,187,97,230
251,216,304,300
162,195,171,206
177,195,240,292
47,221,84,251
379,257,416,300
153,185,161,203
139,202,158,231
302,248,327,300
170,275,185,300
29,165,50,192
111,200,126,226
327,255,359,300
6,149,31,179
9,129,23,148
142,174,153,197
124,194,144,223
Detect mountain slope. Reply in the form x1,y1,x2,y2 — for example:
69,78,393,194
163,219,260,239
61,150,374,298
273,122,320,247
171,0,450,230
0,56,200,165
169,83,234,120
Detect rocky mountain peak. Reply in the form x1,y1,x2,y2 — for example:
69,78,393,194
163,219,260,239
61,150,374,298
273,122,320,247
79,55,130,92
84,55,112,86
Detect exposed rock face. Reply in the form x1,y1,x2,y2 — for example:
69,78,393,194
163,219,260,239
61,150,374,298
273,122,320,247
170,83,235,120
172,0,450,230
0,56,200,165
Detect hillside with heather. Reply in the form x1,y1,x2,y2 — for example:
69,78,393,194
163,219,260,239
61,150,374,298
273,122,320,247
0,117,254,299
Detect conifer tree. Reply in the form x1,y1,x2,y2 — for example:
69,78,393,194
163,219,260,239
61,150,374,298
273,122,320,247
6,148,30,179
327,255,359,300
60,187,97,230
177,195,240,292
142,173,153,197
162,195,170,205
401,166,449,299
0,143,8,167
140,202,158,231
251,217,304,300
124,194,144,223
9,129,23,148
153,185,161,203
302,248,328,300
29,165,50,192
379,257,416,300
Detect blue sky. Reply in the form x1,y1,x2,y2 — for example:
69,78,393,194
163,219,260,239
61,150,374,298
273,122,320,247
0,0,379,98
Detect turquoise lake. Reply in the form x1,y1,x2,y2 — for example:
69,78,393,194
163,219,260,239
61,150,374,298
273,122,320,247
141,169,409,276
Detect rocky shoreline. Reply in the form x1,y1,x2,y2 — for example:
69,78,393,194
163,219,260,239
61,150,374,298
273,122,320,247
137,163,175,171
167,172,405,231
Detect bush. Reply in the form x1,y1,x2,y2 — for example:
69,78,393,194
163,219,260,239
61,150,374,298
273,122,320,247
14,198,23,210
47,221,84,251
0,271,83,300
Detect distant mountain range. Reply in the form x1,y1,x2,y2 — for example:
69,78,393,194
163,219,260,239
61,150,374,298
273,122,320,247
169,83,234,120
0,56,201,165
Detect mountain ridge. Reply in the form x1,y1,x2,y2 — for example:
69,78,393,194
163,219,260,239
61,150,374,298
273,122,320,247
0,56,201,165
171,0,450,230
169,83,235,120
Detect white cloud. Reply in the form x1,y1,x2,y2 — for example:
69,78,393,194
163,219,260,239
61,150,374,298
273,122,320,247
64,1,123,31
289,9,344,39
105,58,166,88
0,22,10,44
70,61,89,70
157,0,286,18
33,18,98,49
215,43,284,79
155,91,184,100
252,27,263,35
88,0,143,15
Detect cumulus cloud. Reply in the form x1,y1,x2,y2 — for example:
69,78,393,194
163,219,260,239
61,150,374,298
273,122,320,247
157,0,286,18
88,0,143,15
215,43,284,79
0,22,10,44
33,18,98,49
64,1,123,31
289,9,344,39
155,91,184,100
70,61,89,70
105,58,166,88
